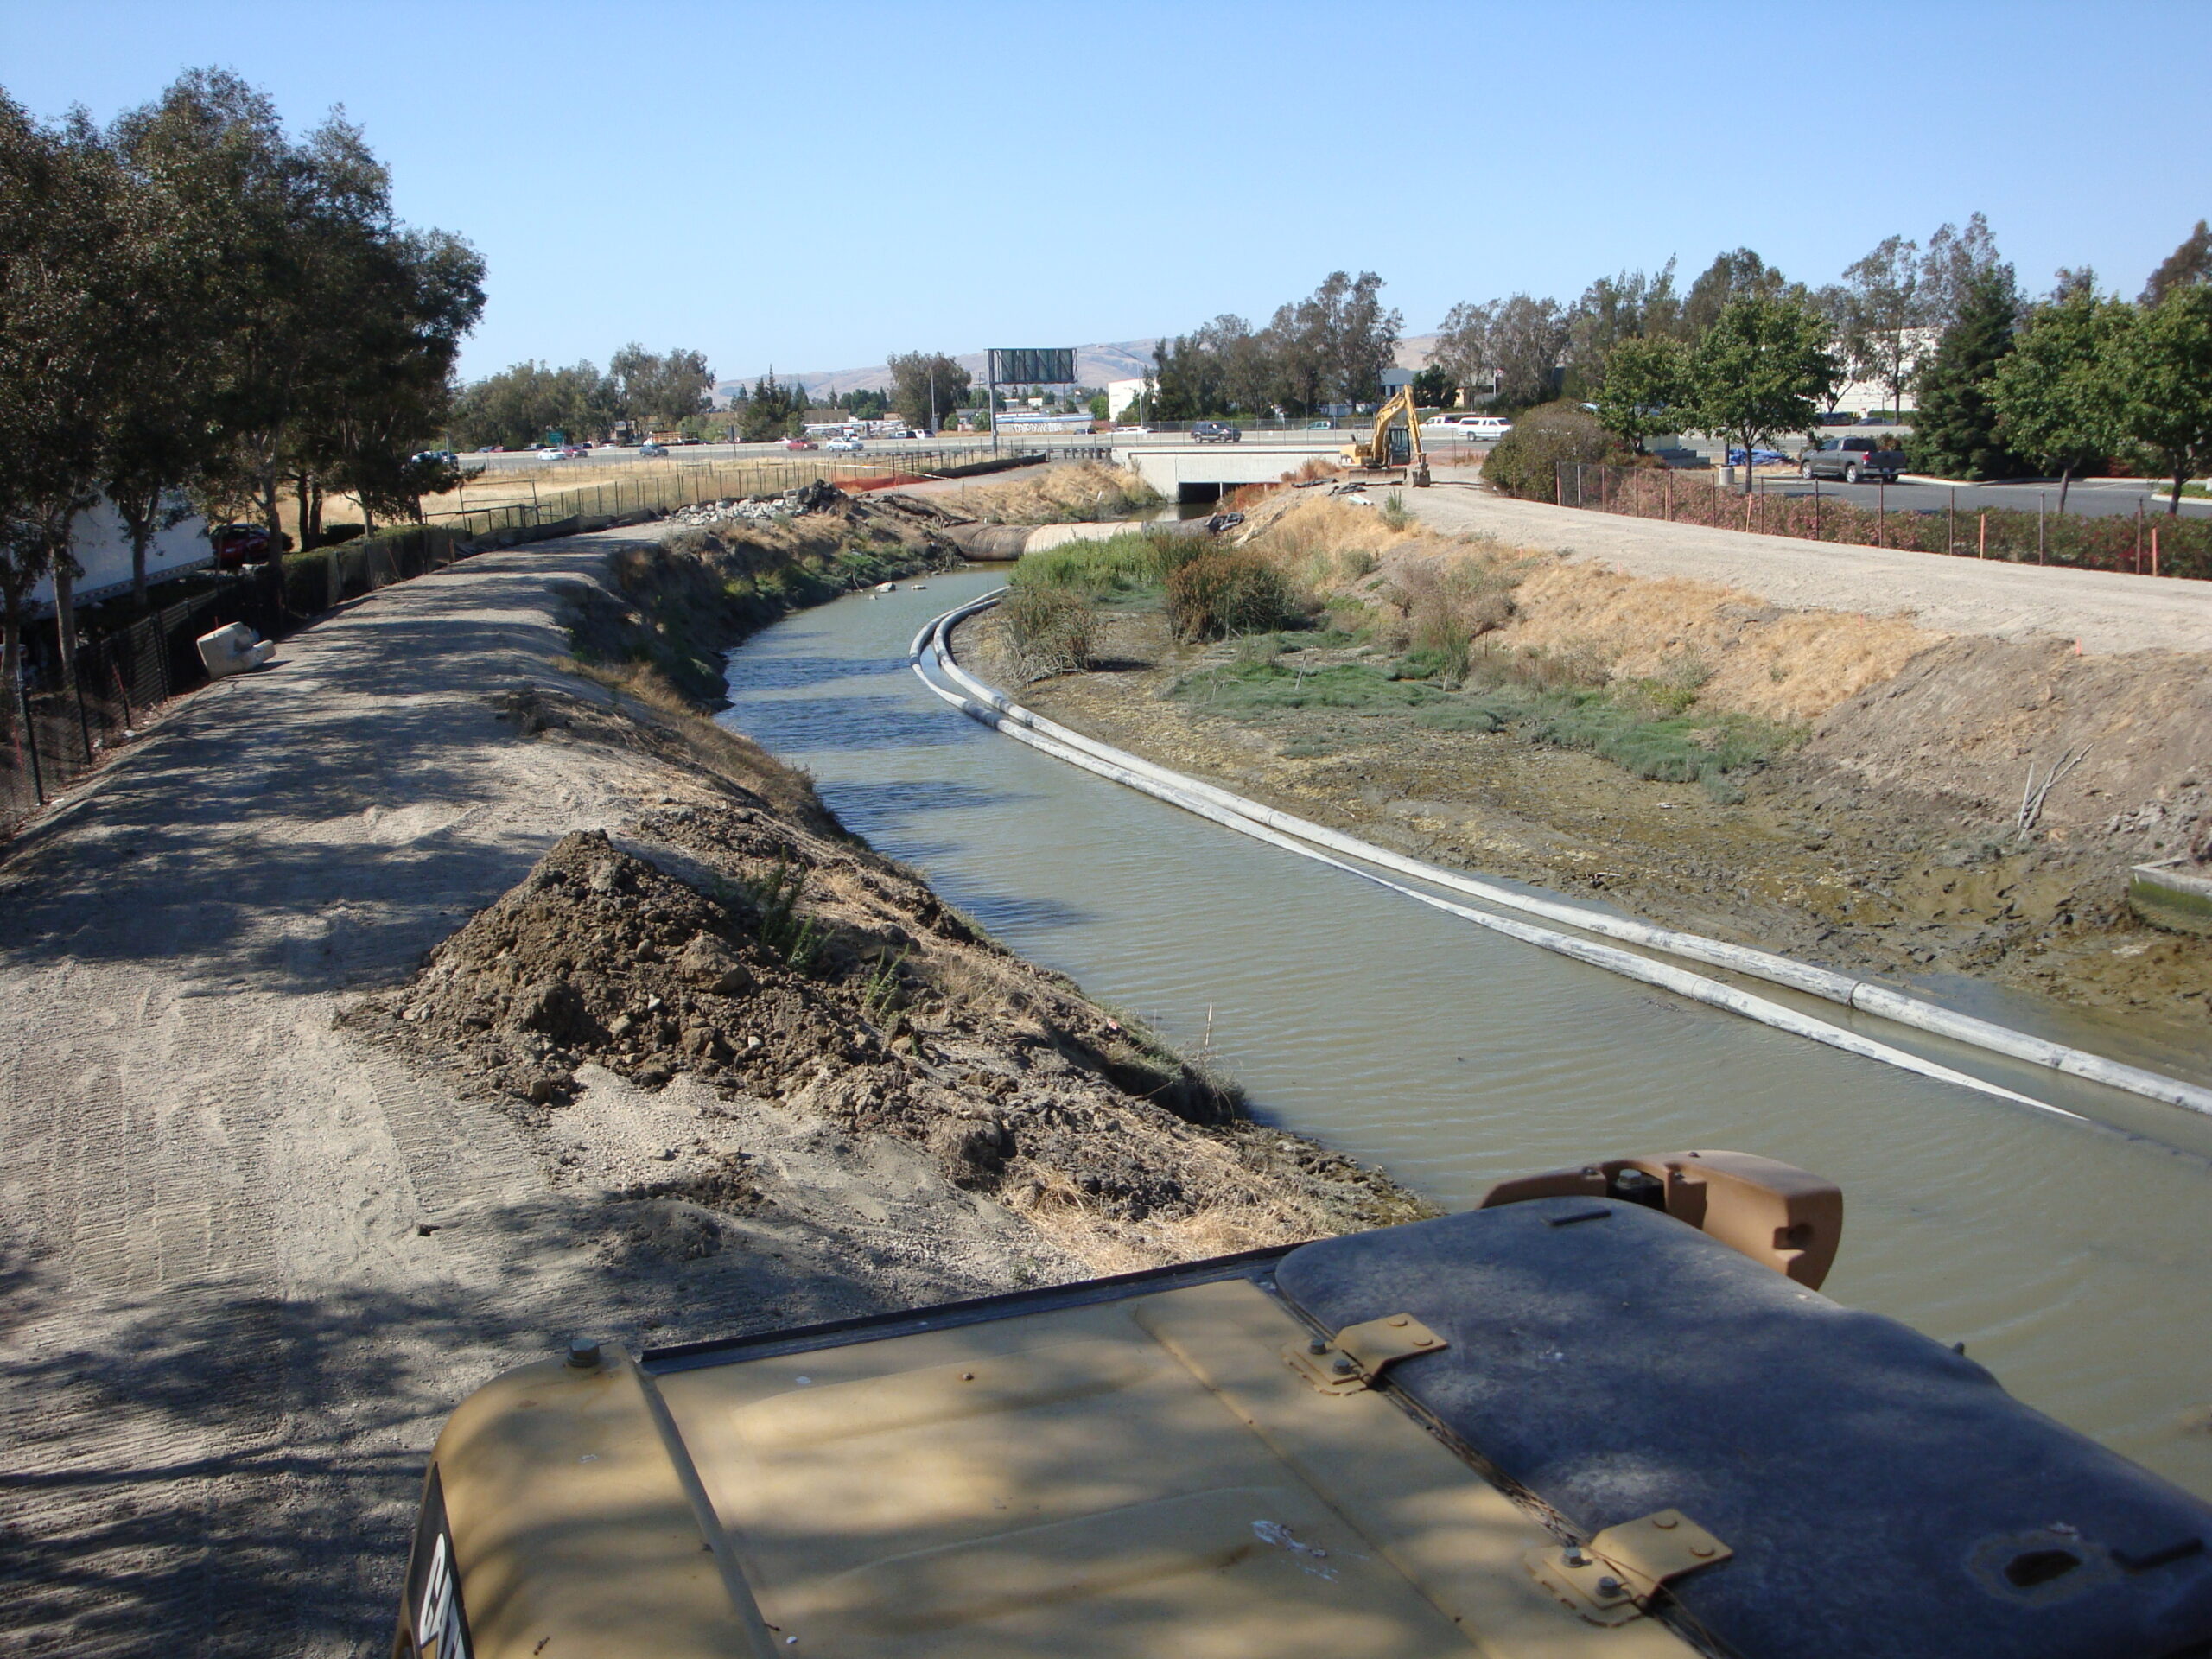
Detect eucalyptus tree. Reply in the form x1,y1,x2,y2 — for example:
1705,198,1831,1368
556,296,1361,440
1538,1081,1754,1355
0,96,135,683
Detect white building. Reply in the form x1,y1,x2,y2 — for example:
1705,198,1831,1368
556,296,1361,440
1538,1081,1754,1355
1104,377,1150,423
29,494,212,616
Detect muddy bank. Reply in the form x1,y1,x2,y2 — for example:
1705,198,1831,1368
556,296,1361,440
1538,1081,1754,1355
970,499,2212,1038
361,509,1425,1289
347,750,1423,1281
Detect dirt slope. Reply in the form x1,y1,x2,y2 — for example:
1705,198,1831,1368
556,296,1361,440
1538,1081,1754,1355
0,526,1412,1656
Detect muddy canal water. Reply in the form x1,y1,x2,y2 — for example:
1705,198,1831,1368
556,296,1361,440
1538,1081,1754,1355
721,567,2212,1498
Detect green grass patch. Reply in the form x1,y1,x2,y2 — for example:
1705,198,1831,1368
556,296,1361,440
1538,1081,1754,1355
1012,529,1205,598
1179,654,1802,802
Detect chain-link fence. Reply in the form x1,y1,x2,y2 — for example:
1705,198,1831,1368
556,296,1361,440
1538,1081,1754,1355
1547,461,2210,582
3,449,1061,836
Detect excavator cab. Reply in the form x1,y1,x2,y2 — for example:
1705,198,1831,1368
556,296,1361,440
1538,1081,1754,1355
1341,384,1429,486
396,1150,2212,1659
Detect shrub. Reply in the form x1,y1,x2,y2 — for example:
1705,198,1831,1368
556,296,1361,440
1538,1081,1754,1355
1481,401,1620,500
1014,527,1204,596
1001,583,1095,679
1165,551,1300,640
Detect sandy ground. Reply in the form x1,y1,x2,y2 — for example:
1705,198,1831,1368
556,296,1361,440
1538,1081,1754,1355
0,525,1411,1656
1405,484,2212,656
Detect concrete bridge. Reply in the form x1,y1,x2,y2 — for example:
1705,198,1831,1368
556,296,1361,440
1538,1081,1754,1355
1109,435,1351,502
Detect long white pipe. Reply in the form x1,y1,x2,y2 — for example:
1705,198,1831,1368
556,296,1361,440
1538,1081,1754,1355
909,601,2081,1122
913,589,2212,1122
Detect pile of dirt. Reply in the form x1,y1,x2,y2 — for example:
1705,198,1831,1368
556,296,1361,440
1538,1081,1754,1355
352,808,1428,1274
956,461,1160,524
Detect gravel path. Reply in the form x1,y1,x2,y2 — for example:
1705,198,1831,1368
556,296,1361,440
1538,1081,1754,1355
0,531,1041,1656
0,535,674,1654
1406,485,2212,656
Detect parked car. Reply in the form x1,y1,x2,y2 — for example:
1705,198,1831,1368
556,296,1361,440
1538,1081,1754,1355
1190,420,1242,443
1728,445,1792,467
638,441,668,458
210,523,275,569
780,437,818,450
825,436,864,452
1797,436,1904,482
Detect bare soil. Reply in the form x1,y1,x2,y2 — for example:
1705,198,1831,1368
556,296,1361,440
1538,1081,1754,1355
974,597,2212,1046
0,520,1417,1656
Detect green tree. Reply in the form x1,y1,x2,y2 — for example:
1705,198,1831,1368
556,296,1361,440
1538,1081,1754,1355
886,351,970,433
1594,334,1693,453
1990,289,2131,509
1431,294,1567,410
2139,220,2210,307
1909,265,2022,481
740,372,808,442
0,97,137,686
1836,234,1925,416
1692,293,1837,492
2119,283,2212,514
1410,365,1456,408
1683,248,1785,338
610,343,713,433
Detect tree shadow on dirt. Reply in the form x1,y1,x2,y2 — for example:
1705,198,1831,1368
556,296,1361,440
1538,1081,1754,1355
0,1182,998,1656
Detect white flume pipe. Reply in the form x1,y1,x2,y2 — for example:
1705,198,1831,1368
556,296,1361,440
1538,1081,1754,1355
913,590,2212,1122
910,599,2079,1121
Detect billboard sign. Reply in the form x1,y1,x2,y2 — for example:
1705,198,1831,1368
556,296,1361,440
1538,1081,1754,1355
989,348,1076,387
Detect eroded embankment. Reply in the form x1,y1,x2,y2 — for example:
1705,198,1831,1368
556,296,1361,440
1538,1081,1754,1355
981,491,2212,1032
358,498,1424,1286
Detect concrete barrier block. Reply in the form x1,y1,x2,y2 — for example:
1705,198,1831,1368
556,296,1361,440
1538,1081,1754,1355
2129,860,2212,936
196,621,272,678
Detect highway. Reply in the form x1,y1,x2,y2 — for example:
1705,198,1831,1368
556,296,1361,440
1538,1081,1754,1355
1753,473,2211,521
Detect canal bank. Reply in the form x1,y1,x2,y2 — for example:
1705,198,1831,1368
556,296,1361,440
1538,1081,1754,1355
719,565,2212,1502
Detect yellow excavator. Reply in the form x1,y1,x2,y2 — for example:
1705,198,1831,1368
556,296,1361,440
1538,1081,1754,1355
1339,383,1429,486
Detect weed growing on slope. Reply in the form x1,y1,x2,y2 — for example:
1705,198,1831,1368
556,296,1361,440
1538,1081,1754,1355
740,859,823,973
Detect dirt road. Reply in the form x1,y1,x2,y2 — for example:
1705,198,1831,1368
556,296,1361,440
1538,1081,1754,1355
0,519,1414,1656
1406,485,2212,655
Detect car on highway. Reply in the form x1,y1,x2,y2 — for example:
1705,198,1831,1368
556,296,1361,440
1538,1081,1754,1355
637,442,668,458
535,446,569,460
825,435,864,452
1798,435,1904,483
476,444,505,454
1190,420,1242,443
779,436,818,450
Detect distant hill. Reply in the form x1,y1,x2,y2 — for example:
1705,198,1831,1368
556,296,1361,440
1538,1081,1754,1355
718,340,1162,403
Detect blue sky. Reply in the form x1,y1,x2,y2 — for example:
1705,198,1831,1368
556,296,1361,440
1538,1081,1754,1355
6,1,2206,383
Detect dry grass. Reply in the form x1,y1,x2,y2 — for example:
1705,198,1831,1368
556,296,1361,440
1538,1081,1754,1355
1226,492,1939,722
959,461,1160,524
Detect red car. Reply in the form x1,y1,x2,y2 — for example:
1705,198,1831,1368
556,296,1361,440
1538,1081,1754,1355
211,524,275,569
779,436,818,450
